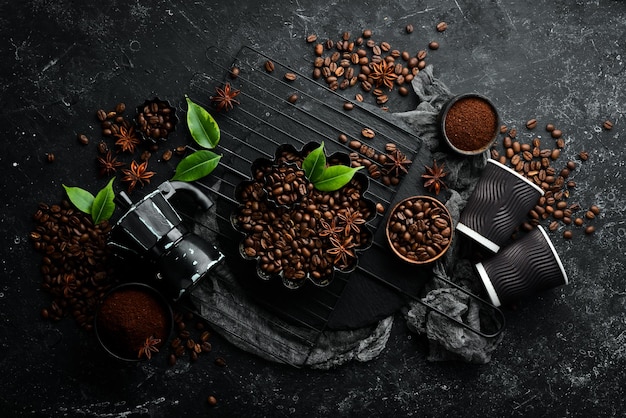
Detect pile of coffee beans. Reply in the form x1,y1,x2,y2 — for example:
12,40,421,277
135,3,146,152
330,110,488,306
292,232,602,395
136,98,177,142
490,120,600,240
30,200,118,330
339,133,412,189
234,148,375,286
306,24,446,109
386,196,452,263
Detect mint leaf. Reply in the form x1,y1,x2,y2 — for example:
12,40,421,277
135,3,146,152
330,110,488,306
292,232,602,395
63,184,95,214
302,142,326,183
185,96,220,149
172,150,222,182
313,165,363,192
91,178,116,224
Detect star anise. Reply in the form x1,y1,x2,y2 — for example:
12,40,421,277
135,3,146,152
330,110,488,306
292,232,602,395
319,217,343,238
422,160,449,195
369,60,398,90
336,208,366,235
138,335,161,360
383,149,412,178
210,82,241,112
121,160,155,193
114,125,141,153
327,235,356,268
97,151,125,177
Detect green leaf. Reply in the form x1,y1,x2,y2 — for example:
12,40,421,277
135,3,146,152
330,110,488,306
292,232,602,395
186,96,220,149
91,178,116,225
63,184,94,214
313,165,363,192
171,150,222,182
302,142,326,183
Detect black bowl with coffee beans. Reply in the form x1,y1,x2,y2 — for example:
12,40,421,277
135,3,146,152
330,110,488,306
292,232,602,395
136,97,178,143
386,196,453,265
232,142,376,290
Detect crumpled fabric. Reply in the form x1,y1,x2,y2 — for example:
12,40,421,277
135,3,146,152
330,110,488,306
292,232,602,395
394,67,503,364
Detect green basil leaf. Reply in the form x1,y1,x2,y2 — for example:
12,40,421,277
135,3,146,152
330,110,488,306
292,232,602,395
302,142,326,183
171,150,222,182
186,96,220,149
63,184,94,214
91,178,116,225
313,165,363,192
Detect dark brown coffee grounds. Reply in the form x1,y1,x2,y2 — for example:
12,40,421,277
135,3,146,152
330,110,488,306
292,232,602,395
445,97,497,151
96,288,169,359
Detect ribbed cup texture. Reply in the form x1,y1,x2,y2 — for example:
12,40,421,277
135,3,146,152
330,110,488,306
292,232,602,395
481,227,567,305
459,160,542,250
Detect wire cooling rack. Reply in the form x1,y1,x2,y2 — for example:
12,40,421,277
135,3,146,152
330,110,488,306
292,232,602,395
178,45,504,366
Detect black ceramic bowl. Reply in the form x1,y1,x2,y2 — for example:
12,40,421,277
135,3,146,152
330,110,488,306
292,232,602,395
438,93,500,156
94,282,174,362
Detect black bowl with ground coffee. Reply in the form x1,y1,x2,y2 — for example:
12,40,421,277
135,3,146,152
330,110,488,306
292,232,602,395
94,282,173,361
439,93,499,155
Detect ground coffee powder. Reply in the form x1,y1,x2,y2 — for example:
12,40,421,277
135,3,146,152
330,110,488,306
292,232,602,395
96,287,169,359
445,97,497,151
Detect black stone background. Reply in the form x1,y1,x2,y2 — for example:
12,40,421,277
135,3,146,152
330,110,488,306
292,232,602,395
1,0,625,417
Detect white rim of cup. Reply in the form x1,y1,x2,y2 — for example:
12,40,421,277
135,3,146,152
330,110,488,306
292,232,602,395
486,159,545,196
456,222,501,253
475,262,502,307
536,225,569,285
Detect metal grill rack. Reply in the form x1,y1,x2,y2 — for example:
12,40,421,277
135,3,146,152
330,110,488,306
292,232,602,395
180,45,504,366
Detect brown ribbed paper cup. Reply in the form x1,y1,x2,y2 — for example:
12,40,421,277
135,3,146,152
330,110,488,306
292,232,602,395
475,226,568,307
457,159,544,253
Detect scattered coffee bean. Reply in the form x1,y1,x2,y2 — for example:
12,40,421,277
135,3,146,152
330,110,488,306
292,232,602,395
306,34,318,43
361,127,375,139
229,66,240,79
264,60,275,72
585,225,595,235
343,102,354,111
207,396,218,406
288,94,299,104
362,29,373,38
78,134,89,145
284,72,297,81
563,230,573,239
526,118,538,129
46,152,55,163
406,24,414,33
428,41,439,50
602,119,613,130
436,22,448,32
551,129,562,139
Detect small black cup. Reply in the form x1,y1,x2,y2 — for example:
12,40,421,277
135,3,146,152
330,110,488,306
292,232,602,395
457,159,544,253
475,226,569,307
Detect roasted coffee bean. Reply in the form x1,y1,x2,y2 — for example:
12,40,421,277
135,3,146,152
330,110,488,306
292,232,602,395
46,152,55,163
428,41,439,50
78,134,89,145
361,128,375,139
406,24,414,33
362,29,373,38
436,21,448,32
551,129,562,139
546,123,555,132
284,72,297,81
578,151,589,161
306,34,318,43
526,118,538,129
207,396,218,406
585,226,595,235
229,66,240,79
563,230,573,239
590,205,600,215
288,94,299,104
343,102,354,111
603,120,613,130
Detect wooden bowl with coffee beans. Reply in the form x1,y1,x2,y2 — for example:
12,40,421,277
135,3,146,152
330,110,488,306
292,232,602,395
386,195,453,265
231,142,376,290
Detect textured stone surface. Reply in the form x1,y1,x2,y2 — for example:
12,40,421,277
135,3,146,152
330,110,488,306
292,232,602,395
1,0,625,416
